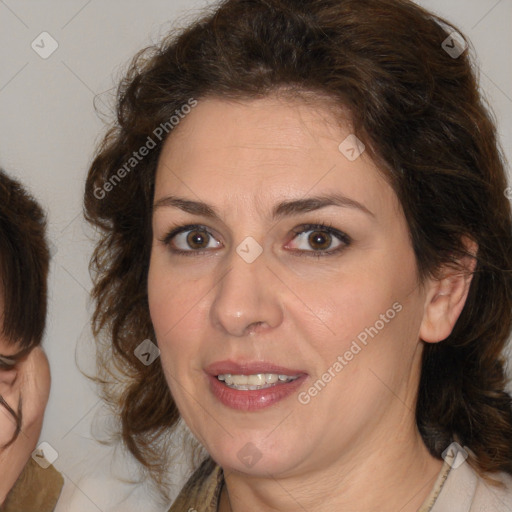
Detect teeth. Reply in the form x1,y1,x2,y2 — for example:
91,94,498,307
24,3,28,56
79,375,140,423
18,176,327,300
216,373,299,390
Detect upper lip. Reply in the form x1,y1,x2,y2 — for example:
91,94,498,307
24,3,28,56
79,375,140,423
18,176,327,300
205,360,307,377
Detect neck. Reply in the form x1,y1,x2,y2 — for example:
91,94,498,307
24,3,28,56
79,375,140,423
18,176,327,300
219,429,443,512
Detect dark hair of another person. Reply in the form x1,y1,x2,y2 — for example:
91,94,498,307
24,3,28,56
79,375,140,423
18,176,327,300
83,0,512,487
0,168,50,447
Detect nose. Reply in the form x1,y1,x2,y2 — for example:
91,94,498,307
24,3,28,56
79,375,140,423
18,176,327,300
210,247,284,337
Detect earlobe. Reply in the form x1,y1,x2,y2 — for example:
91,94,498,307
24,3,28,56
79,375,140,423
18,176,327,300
419,239,478,344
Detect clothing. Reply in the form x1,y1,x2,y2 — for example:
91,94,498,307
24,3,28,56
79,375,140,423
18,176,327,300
168,455,512,512
168,458,221,512
1,458,64,512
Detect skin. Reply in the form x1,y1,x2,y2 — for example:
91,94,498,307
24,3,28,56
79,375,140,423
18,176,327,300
0,302,51,504
148,95,476,512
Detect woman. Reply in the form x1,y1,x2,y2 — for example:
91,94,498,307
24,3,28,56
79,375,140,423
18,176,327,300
84,0,512,510
0,168,63,511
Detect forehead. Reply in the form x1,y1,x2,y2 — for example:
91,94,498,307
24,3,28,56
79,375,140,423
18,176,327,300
159,94,350,168
154,95,400,221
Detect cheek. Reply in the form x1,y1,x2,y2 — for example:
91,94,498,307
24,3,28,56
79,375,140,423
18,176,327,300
304,259,417,373
148,254,184,332
147,259,206,373
149,282,204,339
311,277,387,338
0,385,19,447
0,417,17,447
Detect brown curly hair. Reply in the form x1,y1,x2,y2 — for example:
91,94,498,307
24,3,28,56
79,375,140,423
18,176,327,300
84,0,512,486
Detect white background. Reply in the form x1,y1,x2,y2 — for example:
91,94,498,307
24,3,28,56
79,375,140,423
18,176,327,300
1,1,511,510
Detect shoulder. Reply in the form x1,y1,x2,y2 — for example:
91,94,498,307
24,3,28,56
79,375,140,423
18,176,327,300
52,439,173,512
472,471,512,512
432,460,512,512
2,458,64,512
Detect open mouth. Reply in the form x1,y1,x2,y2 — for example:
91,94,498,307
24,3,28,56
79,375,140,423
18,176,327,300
217,373,300,390
205,360,307,410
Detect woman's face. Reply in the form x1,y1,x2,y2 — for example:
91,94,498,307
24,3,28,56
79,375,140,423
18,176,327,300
148,95,430,477
0,324,51,504
0,293,50,450
0,294,19,447
0,338,20,448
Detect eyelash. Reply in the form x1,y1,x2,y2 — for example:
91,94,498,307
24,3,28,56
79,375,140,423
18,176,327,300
159,222,351,258
0,358,16,371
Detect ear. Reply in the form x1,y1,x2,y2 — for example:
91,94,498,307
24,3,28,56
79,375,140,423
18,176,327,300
419,237,478,344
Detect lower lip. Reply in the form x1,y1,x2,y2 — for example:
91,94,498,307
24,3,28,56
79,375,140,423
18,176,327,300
207,373,307,411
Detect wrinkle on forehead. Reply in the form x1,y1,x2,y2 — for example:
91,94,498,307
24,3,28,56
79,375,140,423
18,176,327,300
153,93,402,233
165,89,354,151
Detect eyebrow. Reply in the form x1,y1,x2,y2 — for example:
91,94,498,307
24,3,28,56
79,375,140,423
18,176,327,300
153,193,375,220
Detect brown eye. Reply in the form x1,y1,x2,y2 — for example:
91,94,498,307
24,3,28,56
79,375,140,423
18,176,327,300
287,223,351,256
308,231,332,251
164,225,222,254
186,229,210,249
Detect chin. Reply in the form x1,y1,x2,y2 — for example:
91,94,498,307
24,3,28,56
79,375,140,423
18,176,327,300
207,433,306,477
